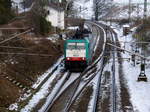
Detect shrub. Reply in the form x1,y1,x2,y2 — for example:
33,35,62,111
0,0,14,24
39,16,52,35
133,18,150,43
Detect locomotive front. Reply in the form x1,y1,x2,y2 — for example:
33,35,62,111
64,39,89,71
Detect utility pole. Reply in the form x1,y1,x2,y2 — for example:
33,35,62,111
94,0,99,21
136,3,140,22
143,0,147,23
65,0,73,28
23,0,25,13
128,0,131,23
79,6,81,13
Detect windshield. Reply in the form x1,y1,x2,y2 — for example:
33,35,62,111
67,43,85,50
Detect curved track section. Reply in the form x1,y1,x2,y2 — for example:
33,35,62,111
39,21,107,112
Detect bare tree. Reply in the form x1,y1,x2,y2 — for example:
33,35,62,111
28,0,51,35
93,0,115,20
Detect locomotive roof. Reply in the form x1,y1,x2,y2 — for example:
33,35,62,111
65,38,89,43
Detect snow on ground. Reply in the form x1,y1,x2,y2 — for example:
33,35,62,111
9,103,18,111
12,0,23,4
9,56,63,111
86,25,107,111
21,66,63,112
112,24,150,112
87,72,100,112
67,26,79,30
39,71,69,112
32,56,64,89
47,34,62,43
123,56,150,112
8,56,63,111
114,57,122,111
54,73,80,99
87,59,112,112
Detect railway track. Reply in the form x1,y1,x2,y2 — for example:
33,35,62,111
100,23,117,112
89,22,118,112
14,21,129,112
39,71,74,112
110,28,117,112
48,67,101,112
20,57,66,112
21,21,117,112
21,21,104,112
22,21,118,112
39,22,107,112
83,21,106,112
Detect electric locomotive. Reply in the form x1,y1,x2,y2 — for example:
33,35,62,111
64,29,93,71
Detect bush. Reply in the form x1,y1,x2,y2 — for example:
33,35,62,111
28,0,52,36
133,18,150,43
0,0,14,24
28,11,52,36
0,13,14,24
39,16,52,35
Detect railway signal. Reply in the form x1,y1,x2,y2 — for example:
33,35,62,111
138,59,147,82
123,25,130,36
107,42,148,82
131,54,135,66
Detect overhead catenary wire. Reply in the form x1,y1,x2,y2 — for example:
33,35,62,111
0,28,33,45
0,52,52,57
107,42,146,59
0,46,30,50
114,41,150,44
0,27,29,30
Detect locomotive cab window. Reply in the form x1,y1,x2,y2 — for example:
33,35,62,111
67,43,85,50
67,43,76,49
76,43,85,49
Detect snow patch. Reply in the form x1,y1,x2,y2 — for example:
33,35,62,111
67,26,79,30
9,103,18,111
21,67,62,112
32,56,63,89
114,23,150,112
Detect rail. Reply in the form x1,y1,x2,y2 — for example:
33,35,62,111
111,30,117,112
40,71,72,112
40,21,107,112
64,21,107,111
89,22,107,112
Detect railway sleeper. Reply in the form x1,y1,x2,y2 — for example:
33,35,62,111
2,74,32,91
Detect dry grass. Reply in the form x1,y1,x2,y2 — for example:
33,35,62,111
0,18,64,110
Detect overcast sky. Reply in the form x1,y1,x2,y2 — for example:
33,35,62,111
114,0,150,4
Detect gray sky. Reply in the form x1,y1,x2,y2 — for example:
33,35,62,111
114,0,150,4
